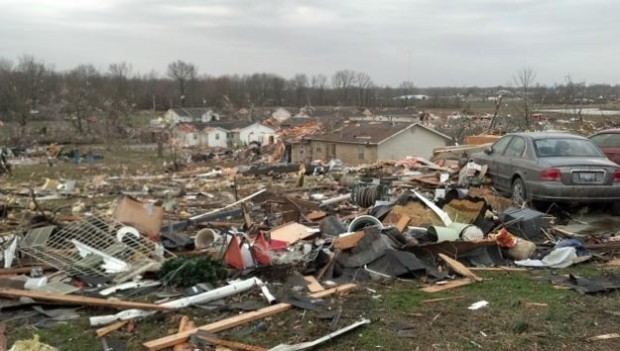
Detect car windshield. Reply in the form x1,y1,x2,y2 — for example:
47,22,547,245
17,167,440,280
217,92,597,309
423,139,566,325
534,138,603,157
591,133,620,148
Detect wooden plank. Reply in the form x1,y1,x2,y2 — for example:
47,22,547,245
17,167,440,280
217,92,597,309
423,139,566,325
304,276,325,293
395,214,411,233
421,279,474,293
96,320,129,338
421,295,464,304
0,266,54,276
143,283,357,351
194,335,267,351
0,288,170,311
438,253,483,282
551,227,586,238
588,333,620,341
307,211,327,221
469,267,528,272
333,232,365,250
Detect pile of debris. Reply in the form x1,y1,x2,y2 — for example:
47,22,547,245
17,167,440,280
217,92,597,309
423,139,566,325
2,142,620,350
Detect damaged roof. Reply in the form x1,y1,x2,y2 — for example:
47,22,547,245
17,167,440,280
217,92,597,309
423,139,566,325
170,107,215,119
303,122,452,145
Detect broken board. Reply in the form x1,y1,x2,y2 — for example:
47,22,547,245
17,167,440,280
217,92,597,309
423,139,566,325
269,222,315,244
0,288,170,311
332,232,365,250
304,276,325,293
438,253,483,282
421,279,474,293
143,283,357,351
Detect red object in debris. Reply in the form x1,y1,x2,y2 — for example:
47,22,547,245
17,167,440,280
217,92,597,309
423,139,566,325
269,239,290,252
224,236,245,270
251,232,272,265
496,228,518,248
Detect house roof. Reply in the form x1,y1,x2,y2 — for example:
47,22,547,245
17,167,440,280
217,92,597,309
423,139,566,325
280,117,318,127
206,120,256,131
176,123,199,133
304,122,452,145
170,107,214,119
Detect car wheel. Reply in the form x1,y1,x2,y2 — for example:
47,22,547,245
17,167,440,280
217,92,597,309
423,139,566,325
512,177,527,204
612,202,620,216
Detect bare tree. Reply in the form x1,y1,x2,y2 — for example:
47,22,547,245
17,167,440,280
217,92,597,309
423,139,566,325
104,62,133,138
513,67,536,128
563,75,586,124
332,70,356,105
290,73,308,106
355,72,372,106
62,64,101,133
311,74,328,105
167,60,197,107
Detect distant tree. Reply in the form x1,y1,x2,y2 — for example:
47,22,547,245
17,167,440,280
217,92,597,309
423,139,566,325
332,70,356,105
104,62,133,138
563,75,586,124
167,60,197,107
399,81,416,95
355,72,372,106
311,74,328,105
290,73,308,106
61,64,101,133
513,67,536,129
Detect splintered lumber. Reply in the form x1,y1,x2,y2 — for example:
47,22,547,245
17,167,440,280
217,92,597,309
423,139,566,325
303,276,325,293
0,288,170,311
438,253,483,282
588,333,620,341
469,267,528,272
421,295,464,304
0,266,54,276
421,279,474,293
332,232,365,250
96,320,129,338
551,227,586,238
194,335,267,351
143,283,357,351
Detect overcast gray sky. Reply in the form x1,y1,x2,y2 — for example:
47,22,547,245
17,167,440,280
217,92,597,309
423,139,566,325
1,0,618,87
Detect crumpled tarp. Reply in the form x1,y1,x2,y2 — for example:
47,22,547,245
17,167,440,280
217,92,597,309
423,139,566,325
515,247,580,269
552,273,620,294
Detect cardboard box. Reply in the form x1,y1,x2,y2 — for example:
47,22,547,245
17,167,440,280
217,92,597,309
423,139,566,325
113,196,163,235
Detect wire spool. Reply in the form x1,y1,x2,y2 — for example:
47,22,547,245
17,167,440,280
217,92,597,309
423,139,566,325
351,183,388,208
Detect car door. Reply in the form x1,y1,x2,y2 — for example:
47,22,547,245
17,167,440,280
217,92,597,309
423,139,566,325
497,136,527,190
483,136,513,191
590,133,620,164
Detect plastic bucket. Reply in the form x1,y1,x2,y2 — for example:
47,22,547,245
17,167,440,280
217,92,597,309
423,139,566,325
448,222,484,241
347,215,384,232
428,225,461,242
194,228,220,248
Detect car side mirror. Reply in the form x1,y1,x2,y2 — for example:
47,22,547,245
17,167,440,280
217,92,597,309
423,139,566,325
484,148,493,155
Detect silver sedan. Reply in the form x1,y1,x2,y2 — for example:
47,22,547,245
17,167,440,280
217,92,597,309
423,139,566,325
472,132,620,211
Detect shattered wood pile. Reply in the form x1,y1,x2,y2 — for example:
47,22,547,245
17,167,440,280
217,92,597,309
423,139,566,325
1,139,620,350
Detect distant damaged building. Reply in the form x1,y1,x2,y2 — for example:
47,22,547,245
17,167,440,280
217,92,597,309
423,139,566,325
291,122,452,165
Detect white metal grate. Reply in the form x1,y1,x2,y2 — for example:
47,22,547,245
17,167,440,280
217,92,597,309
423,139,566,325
19,214,164,281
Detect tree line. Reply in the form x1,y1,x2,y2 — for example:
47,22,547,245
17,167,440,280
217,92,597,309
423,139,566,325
1,56,620,135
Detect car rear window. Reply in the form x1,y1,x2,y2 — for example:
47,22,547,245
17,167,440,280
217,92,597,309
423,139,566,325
590,133,620,148
534,138,603,157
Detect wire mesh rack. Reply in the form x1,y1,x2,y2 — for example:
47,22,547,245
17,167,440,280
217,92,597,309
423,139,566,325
19,214,164,280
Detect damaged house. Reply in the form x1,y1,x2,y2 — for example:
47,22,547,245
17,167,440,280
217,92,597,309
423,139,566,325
166,107,221,124
291,122,452,165
173,121,277,148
